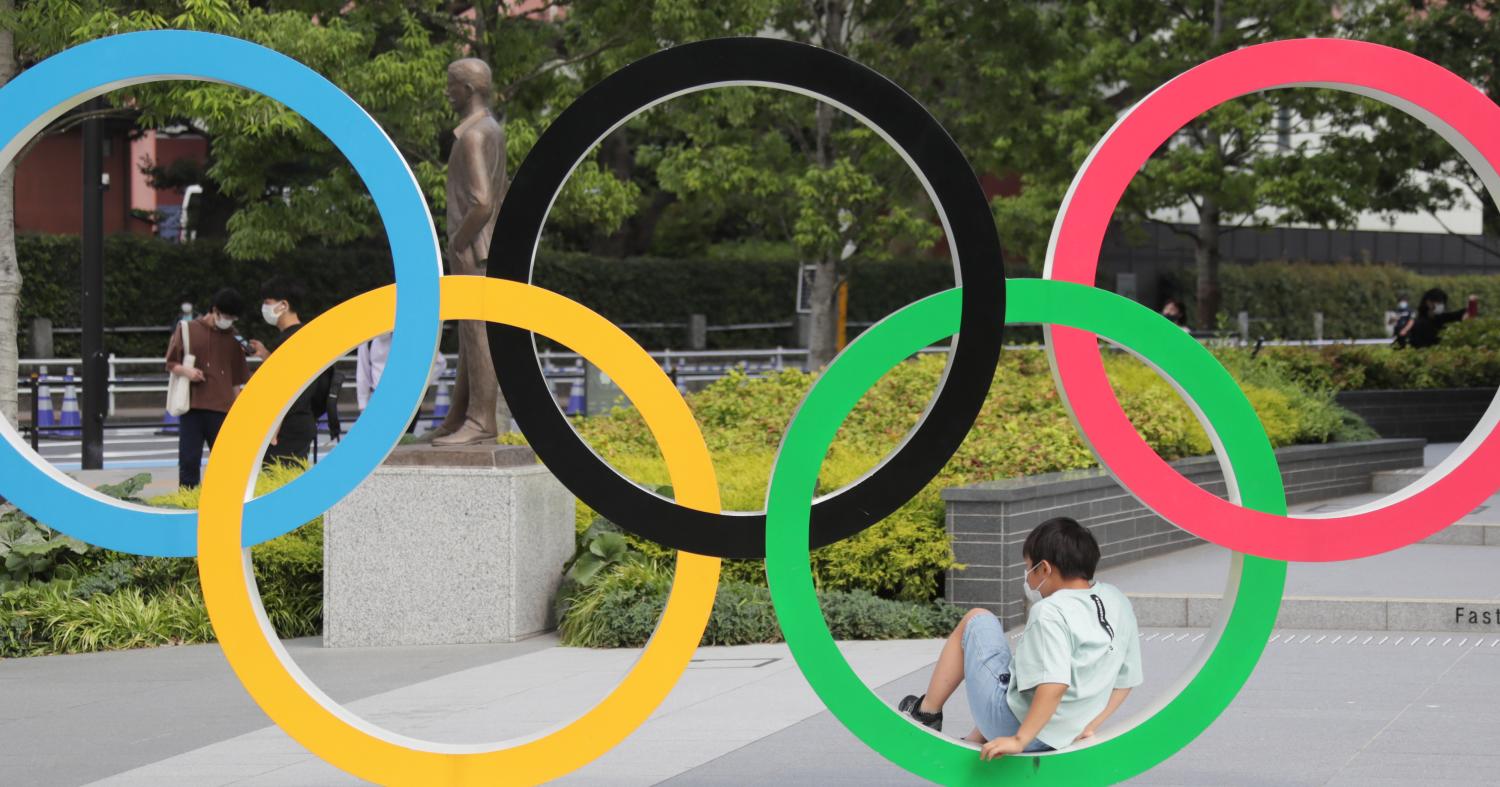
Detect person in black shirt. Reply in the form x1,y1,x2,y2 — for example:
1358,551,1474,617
249,277,335,467
1400,288,1477,349
1160,297,1188,327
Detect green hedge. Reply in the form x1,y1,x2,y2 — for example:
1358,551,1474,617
512,348,1372,604
16,234,395,357
15,234,955,356
1247,344,1500,391
1166,261,1500,340
557,559,966,648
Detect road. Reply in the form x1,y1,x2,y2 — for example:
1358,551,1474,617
33,426,343,473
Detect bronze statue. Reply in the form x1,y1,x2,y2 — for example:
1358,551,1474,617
432,57,508,446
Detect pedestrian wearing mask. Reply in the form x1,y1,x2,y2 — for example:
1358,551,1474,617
165,288,251,488
1160,297,1188,328
248,277,338,468
1402,288,1478,349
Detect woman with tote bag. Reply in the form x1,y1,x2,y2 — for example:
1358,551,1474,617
164,288,251,488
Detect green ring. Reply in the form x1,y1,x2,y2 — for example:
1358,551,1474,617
765,279,1287,784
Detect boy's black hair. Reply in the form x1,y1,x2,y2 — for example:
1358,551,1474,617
211,287,245,318
1022,517,1100,580
260,276,305,310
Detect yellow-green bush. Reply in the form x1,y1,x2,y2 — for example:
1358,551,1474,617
531,348,1367,602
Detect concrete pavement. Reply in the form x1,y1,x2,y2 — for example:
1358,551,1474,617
4,627,1498,785
6,445,1496,783
1107,455,1500,633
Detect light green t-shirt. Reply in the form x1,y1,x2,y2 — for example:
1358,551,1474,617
1005,581,1143,749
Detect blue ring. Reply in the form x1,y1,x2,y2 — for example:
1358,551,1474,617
0,31,442,556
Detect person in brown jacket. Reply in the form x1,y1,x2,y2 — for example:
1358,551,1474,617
165,288,251,488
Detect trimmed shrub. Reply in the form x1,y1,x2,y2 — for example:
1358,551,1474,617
1167,261,1500,340
16,233,954,356
1442,317,1500,350
16,234,395,357
520,348,1368,603
1249,345,1500,392
556,559,966,648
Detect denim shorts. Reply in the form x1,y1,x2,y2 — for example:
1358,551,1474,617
962,612,1054,752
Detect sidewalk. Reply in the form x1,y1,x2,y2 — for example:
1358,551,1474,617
1107,443,1500,632
6,443,1495,783
4,628,1497,785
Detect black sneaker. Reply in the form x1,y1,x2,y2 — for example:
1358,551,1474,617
898,694,943,731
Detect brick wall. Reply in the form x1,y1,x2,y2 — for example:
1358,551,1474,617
941,439,1426,627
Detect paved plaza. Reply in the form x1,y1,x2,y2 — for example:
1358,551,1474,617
3,623,1498,785
3,443,1494,784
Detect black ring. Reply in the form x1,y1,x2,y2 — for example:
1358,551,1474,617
487,37,1004,559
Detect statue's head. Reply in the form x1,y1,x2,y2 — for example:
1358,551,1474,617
446,58,493,116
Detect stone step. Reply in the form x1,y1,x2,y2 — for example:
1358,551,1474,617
1422,521,1500,546
1129,592,1500,632
1372,467,1426,493
1368,468,1499,545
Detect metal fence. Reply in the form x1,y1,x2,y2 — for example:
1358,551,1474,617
14,329,1394,413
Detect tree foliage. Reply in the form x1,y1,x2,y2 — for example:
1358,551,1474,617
0,0,1486,353
3,0,660,258
1338,1,1500,244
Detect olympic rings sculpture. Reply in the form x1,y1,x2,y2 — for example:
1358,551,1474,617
2,30,1497,786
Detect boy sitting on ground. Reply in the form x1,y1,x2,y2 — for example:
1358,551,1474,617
899,517,1142,759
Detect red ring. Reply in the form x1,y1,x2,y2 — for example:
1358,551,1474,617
1045,38,1500,562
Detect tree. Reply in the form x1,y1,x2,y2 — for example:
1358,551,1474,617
1338,1,1500,248
643,0,949,369
6,0,650,258
0,0,676,437
988,1,1386,330
0,0,18,426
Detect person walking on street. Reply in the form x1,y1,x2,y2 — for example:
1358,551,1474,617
165,288,251,488
248,277,336,468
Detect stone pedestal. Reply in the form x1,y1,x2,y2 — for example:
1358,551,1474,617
323,445,575,647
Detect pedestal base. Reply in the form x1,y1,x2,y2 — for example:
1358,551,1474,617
323,446,574,647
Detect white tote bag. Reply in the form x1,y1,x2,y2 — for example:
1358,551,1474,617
166,320,195,417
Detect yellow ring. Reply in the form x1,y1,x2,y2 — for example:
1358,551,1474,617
198,276,721,785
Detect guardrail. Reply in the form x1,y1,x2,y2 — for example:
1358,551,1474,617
12,335,1400,401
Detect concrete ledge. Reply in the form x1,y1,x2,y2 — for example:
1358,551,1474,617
1337,387,1497,443
1370,469,1500,545
1421,522,1500,546
1372,467,1425,493
944,439,1426,627
1129,593,1500,632
383,444,537,468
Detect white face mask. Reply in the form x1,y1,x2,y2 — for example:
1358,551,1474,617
180,302,193,314
1397,301,1408,310
1022,562,1049,605
1433,303,1446,315
214,315,234,331
262,302,285,326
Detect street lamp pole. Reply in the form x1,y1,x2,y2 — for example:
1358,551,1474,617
80,98,105,470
